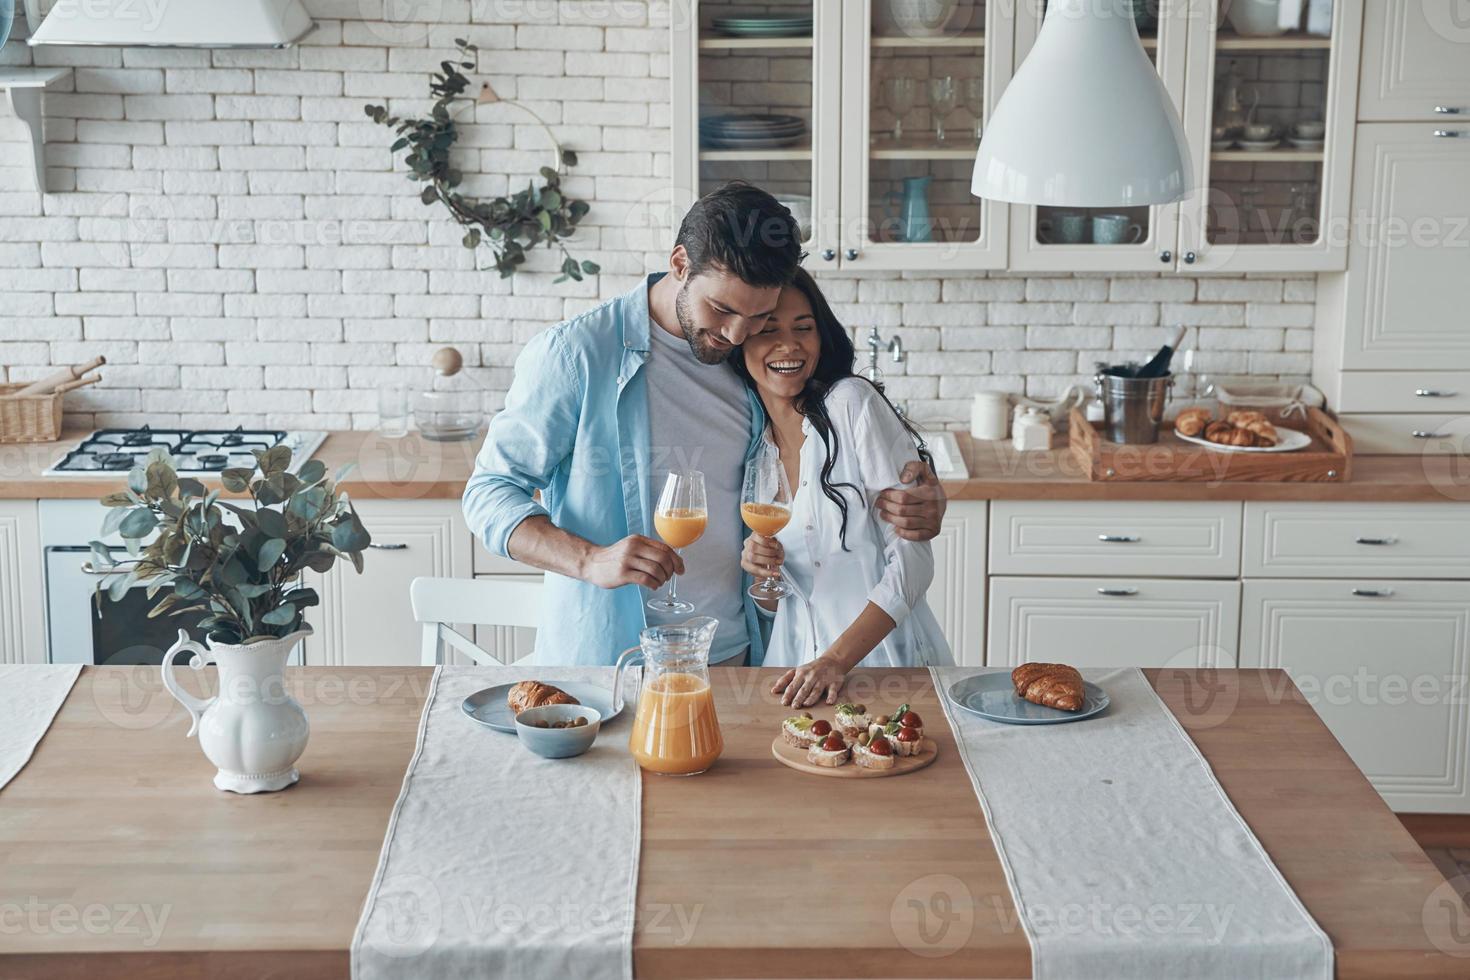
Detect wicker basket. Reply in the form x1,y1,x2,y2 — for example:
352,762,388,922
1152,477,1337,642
0,383,65,443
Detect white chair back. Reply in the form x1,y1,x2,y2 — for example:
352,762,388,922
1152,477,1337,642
410,576,543,666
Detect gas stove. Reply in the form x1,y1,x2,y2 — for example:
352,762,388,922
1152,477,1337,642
45,426,328,477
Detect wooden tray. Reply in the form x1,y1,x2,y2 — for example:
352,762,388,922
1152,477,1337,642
1068,407,1353,483
770,735,938,778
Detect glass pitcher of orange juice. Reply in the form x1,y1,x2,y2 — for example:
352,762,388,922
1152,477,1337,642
614,617,723,775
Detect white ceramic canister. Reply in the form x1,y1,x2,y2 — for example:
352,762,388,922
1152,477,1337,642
970,391,1011,441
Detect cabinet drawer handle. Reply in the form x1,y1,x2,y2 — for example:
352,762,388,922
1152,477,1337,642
1096,587,1138,597
1351,588,1394,598
1097,534,1140,543
1411,430,1448,439
1432,130,1466,138
1354,536,1397,546
368,542,409,550
1415,389,1457,398
1434,106,1464,114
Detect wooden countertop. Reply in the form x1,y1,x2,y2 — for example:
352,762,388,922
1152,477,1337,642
0,666,1461,978
4,427,1469,502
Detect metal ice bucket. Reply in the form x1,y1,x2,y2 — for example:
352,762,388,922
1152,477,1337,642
1095,369,1173,444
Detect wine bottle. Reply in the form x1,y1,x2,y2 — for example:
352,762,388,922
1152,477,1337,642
1136,326,1186,378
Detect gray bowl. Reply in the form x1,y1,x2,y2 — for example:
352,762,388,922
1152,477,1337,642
514,704,602,759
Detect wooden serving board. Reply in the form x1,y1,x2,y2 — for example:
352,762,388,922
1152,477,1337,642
770,735,938,778
1068,407,1353,483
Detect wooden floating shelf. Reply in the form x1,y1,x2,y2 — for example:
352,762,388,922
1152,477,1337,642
700,147,813,161
872,32,984,48
1211,149,1325,162
699,36,812,50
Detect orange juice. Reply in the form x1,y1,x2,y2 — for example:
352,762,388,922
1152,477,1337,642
654,508,707,548
628,672,723,775
740,501,791,537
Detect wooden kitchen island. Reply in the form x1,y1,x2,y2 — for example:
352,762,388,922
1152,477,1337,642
0,667,1462,978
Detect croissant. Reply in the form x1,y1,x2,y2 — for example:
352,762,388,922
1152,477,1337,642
1226,410,1268,428
1241,418,1278,446
1012,663,1086,712
1173,407,1211,437
507,680,579,715
1203,421,1235,444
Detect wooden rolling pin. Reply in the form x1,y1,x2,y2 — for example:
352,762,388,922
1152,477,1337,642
13,356,106,396
52,376,101,396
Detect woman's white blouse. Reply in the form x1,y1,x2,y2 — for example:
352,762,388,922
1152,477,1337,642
758,378,953,670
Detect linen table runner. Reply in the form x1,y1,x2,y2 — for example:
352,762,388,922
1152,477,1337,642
352,666,639,980
932,666,1332,980
0,664,82,792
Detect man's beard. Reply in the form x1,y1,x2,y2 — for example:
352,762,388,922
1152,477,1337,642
674,283,732,365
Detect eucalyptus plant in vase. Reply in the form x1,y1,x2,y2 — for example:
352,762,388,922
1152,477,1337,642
92,445,371,794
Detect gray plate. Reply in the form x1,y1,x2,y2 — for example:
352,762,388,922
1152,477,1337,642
463,681,625,734
948,672,1110,725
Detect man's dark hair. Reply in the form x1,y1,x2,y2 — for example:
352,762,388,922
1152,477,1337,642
674,180,802,287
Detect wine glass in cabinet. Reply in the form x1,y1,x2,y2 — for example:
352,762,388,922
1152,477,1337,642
837,0,1013,271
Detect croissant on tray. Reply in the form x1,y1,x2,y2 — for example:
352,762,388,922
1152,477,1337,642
507,680,579,716
1011,663,1086,712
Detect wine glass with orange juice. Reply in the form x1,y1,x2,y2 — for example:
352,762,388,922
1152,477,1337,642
741,449,793,601
648,470,707,614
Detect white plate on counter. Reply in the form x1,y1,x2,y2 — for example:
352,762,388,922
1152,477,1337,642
463,682,625,734
1176,427,1312,453
947,673,1110,726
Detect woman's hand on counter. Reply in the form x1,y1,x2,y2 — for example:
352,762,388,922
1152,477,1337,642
771,654,849,708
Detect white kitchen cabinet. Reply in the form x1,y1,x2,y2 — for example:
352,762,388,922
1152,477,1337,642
1358,2,1470,122
303,499,473,667
1007,0,1189,272
925,501,987,666
1011,0,1361,273
1327,414,1470,457
671,0,1015,272
1240,579,1470,813
987,576,1240,669
1243,502,1470,579
0,501,44,665
989,500,1242,578
1332,123,1470,369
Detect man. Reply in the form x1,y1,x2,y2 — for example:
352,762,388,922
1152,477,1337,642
463,181,946,666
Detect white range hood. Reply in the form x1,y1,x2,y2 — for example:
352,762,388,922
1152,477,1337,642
24,0,316,48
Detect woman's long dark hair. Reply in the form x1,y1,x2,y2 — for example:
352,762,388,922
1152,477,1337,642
732,266,932,550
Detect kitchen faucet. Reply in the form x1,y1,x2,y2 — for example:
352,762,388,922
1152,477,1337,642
863,326,908,417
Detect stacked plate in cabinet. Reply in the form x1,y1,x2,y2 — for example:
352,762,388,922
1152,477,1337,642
699,113,807,150
710,14,812,38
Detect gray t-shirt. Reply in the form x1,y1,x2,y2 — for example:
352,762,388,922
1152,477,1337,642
645,319,750,662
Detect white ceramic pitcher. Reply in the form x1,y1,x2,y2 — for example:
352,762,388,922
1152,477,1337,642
161,627,311,794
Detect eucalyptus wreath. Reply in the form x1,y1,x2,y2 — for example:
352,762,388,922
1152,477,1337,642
365,38,599,283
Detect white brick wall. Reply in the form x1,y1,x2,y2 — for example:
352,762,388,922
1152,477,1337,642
0,1,1315,432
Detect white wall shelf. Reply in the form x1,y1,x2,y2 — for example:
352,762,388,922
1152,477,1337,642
0,67,72,194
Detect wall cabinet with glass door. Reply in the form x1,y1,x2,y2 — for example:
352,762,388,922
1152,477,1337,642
1010,0,1362,273
670,0,1013,272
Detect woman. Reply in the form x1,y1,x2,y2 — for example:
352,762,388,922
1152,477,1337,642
733,267,951,707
